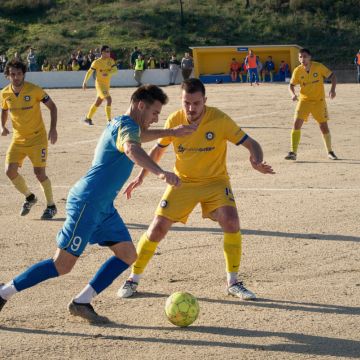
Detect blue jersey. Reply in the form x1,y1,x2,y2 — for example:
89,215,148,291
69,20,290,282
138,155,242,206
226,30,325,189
69,115,140,207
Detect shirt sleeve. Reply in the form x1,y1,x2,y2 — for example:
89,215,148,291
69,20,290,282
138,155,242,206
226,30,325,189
222,114,248,145
116,121,141,152
1,92,8,110
35,86,50,103
319,63,332,78
157,116,174,148
290,68,299,85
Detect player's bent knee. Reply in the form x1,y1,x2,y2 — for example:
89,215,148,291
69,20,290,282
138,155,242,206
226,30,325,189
5,168,17,179
53,249,77,275
112,243,137,265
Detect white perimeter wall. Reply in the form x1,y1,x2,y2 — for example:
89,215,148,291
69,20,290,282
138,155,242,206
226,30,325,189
0,69,186,89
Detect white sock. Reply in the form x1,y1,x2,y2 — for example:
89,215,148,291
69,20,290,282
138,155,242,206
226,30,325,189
129,273,141,284
0,281,18,300
227,272,238,286
73,284,97,304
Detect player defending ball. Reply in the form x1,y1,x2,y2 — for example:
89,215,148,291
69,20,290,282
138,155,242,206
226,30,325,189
118,78,274,301
82,45,117,125
0,85,196,322
285,48,338,161
1,60,58,219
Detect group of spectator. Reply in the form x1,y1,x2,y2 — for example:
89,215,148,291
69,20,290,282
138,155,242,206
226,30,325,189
230,51,290,83
130,47,194,86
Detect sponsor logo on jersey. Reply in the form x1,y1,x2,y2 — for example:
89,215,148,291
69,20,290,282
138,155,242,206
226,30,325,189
313,72,318,78
24,95,31,101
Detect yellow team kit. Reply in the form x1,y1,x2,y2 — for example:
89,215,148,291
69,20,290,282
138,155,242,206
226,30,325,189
156,106,249,223
1,81,49,167
89,57,117,99
291,61,332,123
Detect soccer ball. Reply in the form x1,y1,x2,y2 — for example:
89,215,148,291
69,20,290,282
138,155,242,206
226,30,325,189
165,292,200,327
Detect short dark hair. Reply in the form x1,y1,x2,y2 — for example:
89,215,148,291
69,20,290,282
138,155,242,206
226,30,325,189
181,78,206,96
131,84,168,105
299,48,311,56
5,59,27,76
101,45,110,53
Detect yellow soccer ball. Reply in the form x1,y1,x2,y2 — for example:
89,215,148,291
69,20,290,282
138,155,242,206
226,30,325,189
165,291,200,327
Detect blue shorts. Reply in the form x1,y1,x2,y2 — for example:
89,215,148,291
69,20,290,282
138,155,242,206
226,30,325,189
56,197,132,256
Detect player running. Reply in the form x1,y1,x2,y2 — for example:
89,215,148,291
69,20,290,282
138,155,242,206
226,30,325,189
1,59,58,219
118,78,274,301
0,85,196,322
82,45,117,125
285,48,338,161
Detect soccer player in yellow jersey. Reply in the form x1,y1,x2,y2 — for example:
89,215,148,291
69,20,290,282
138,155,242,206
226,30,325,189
1,60,58,219
82,45,117,125
285,48,338,160
118,78,274,300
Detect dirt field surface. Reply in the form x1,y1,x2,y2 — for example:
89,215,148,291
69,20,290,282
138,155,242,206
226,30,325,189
0,83,359,360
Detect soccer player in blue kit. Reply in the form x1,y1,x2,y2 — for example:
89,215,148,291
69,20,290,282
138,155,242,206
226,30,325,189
0,85,196,322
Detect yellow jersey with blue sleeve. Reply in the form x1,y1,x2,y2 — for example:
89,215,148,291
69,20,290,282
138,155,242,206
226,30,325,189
290,61,332,101
158,106,248,183
1,81,49,145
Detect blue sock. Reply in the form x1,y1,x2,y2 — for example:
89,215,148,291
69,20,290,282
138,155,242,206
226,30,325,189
13,259,59,292
89,256,129,295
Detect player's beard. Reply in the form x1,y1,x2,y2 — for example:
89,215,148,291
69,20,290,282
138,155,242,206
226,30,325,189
187,107,205,124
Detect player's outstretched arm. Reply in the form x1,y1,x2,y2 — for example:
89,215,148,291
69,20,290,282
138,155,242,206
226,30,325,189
140,123,197,143
241,137,275,175
1,109,10,136
44,98,58,144
123,144,167,199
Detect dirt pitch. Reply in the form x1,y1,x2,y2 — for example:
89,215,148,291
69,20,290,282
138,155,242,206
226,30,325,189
0,83,359,360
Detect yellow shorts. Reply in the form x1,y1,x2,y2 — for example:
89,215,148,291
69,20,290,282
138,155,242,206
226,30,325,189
155,178,237,224
295,99,329,123
6,140,48,167
96,83,110,99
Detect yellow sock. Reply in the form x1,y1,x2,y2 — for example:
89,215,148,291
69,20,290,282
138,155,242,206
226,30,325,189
322,132,332,152
132,233,159,275
105,106,112,121
291,129,301,153
223,232,242,273
11,174,31,197
40,178,54,206
86,104,98,120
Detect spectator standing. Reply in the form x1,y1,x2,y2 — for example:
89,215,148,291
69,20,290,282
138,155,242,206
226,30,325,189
134,54,145,86
0,54,7,72
181,52,194,80
71,60,80,71
41,59,51,72
354,49,360,83
147,55,158,69
229,58,240,82
14,52,22,62
245,50,259,85
159,58,168,69
76,50,84,65
88,49,96,63
94,48,101,59
130,47,141,69
264,56,275,82
81,56,91,71
278,60,290,81
27,48,37,72
169,55,180,85
256,56,264,82
56,60,66,71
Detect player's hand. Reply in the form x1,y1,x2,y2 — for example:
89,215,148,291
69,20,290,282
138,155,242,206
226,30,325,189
291,94,298,101
1,127,9,136
250,157,275,174
171,124,198,137
158,171,181,187
329,90,336,99
48,128,58,144
123,176,143,200
82,83,87,90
